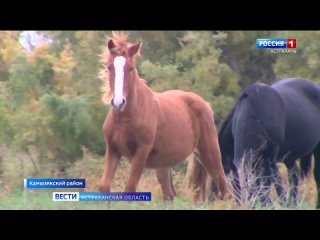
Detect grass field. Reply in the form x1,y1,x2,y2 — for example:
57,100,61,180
0,149,318,210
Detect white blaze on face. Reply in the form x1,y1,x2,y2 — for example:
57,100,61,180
113,56,127,106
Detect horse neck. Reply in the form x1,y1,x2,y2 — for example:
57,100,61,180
120,73,154,118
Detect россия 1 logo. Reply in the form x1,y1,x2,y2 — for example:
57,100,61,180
256,38,296,53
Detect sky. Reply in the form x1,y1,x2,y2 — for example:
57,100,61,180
19,31,52,51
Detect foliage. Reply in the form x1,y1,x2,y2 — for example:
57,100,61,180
139,31,239,120
1,30,320,201
273,31,320,85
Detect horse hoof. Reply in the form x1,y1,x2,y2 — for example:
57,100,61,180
163,196,174,201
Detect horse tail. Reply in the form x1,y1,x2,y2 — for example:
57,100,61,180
184,150,208,202
301,154,312,179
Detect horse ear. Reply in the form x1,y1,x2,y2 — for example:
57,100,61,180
129,41,142,57
108,39,116,52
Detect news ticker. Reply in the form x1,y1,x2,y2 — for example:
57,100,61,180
256,38,296,49
53,192,152,201
23,179,152,202
24,178,85,188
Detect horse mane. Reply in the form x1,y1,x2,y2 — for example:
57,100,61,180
98,31,143,105
218,91,248,137
219,82,279,141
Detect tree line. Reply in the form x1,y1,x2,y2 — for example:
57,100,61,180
0,31,318,174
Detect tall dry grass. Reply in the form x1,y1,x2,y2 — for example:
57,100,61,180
0,144,317,209
226,150,317,209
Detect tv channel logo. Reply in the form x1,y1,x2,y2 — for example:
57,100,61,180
286,39,296,48
52,192,152,201
53,192,79,201
256,38,296,49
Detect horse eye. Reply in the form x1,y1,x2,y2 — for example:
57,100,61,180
107,65,113,71
127,65,133,72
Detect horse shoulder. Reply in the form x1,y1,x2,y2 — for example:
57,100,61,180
245,83,286,144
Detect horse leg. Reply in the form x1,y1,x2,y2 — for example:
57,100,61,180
156,168,176,201
265,145,287,206
257,159,273,207
270,162,287,206
285,160,299,207
259,178,272,207
185,151,208,202
124,146,151,192
252,145,285,207
260,163,288,208
259,145,287,206
210,180,218,202
100,148,120,192
211,165,240,205
301,153,313,180
313,144,320,209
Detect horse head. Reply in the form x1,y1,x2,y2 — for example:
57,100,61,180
102,32,142,112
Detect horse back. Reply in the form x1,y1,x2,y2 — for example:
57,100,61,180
272,78,320,110
156,90,217,142
156,90,214,120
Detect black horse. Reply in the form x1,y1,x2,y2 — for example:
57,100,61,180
214,78,320,208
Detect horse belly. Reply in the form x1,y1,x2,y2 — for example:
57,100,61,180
280,130,320,159
275,87,320,158
280,112,320,159
146,122,196,168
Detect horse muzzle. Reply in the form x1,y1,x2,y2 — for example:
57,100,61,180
111,98,126,112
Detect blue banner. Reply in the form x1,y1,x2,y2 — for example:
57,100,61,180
256,38,287,48
24,178,86,189
79,192,152,201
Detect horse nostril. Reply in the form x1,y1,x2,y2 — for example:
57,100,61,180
111,98,126,112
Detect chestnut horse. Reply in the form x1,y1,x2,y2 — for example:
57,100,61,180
99,33,228,201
